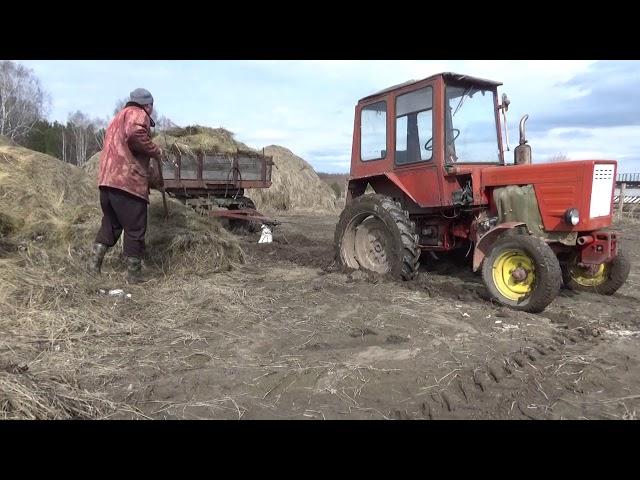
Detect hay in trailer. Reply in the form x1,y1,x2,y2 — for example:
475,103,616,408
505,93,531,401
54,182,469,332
87,129,340,213
85,125,254,175
246,145,339,212
153,125,254,156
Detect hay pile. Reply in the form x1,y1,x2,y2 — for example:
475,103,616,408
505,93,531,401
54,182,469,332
83,150,101,179
0,136,244,419
0,136,98,249
0,137,242,276
246,145,338,212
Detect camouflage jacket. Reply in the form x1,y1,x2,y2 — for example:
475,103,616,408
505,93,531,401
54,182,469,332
97,105,161,202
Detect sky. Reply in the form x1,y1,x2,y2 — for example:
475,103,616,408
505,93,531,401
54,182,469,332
15,60,640,173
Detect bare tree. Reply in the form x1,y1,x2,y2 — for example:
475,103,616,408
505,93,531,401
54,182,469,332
93,117,108,150
548,153,570,163
156,115,178,131
61,128,67,163
94,127,106,150
0,61,50,141
68,111,89,166
113,97,128,116
67,111,105,166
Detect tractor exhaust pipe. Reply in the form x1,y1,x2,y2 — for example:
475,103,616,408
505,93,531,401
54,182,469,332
577,235,594,246
519,114,528,145
514,114,532,165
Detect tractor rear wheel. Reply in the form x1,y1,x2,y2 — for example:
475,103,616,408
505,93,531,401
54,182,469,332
561,249,630,295
334,194,420,280
482,234,562,313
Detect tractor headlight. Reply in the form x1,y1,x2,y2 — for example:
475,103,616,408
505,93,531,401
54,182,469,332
565,208,580,226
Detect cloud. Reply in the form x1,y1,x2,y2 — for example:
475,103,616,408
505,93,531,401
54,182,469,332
528,61,640,129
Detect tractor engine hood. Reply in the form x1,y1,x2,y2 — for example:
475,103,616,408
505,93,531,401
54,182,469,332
482,160,617,232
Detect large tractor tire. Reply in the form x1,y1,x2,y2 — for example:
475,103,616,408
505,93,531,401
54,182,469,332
482,234,562,313
561,249,630,295
334,194,420,280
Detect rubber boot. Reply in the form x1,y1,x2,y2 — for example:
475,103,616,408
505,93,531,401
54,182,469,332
126,256,147,284
89,243,109,275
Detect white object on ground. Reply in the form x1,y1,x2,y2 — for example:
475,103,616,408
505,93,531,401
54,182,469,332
99,289,131,299
258,224,273,244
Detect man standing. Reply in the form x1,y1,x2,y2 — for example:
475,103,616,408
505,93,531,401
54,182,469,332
89,88,163,283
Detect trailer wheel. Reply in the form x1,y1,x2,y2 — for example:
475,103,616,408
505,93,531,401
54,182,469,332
335,194,420,280
482,234,562,313
561,249,630,295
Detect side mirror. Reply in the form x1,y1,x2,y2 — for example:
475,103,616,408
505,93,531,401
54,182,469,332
501,93,511,112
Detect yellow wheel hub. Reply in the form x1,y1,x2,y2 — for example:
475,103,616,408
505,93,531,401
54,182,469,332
569,262,609,287
492,249,536,301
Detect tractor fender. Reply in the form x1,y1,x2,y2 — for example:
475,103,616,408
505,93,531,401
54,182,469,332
473,222,529,272
384,172,420,205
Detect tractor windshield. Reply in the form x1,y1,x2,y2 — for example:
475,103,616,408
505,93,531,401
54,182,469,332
444,84,501,164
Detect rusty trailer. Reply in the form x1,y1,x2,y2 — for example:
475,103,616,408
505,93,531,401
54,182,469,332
161,146,277,228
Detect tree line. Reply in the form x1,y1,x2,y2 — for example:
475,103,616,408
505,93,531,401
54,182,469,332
0,60,176,167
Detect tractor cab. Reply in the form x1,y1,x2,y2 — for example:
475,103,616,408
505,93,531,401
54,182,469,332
348,72,515,210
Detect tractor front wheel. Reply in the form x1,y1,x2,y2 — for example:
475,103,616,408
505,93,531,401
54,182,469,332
482,234,562,313
561,249,630,295
334,194,420,280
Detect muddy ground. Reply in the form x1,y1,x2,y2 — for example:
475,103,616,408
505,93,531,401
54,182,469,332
5,213,640,420
100,213,640,420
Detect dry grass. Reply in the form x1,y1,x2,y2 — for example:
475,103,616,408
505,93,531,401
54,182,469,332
83,151,101,179
0,135,245,419
614,203,640,225
0,370,126,419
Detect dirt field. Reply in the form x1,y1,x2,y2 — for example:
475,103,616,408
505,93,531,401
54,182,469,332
3,212,639,420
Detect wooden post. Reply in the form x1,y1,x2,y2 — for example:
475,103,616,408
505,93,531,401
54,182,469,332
618,182,627,215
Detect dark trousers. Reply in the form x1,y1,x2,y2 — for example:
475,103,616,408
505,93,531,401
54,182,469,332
95,186,148,258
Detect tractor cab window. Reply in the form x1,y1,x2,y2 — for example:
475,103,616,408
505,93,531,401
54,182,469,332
395,86,433,165
360,101,387,161
445,85,500,164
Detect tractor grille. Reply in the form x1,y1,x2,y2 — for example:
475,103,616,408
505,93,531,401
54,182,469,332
590,164,615,218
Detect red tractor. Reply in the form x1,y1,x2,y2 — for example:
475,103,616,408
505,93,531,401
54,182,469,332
334,72,631,312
